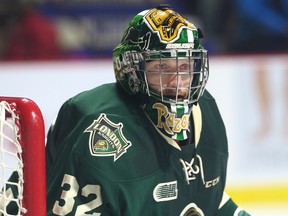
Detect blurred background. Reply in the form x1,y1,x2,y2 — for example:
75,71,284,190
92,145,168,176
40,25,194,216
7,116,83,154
1,0,287,215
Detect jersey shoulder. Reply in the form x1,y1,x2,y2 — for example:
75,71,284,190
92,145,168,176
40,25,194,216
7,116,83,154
197,89,228,153
62,83,171,181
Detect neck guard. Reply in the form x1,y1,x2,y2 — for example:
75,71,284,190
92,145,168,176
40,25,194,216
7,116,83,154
143,98,193,140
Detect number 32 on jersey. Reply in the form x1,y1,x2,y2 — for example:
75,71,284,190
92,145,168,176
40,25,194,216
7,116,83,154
53,174,103,215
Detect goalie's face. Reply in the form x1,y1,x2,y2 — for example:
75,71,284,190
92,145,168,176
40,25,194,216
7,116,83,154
145,58,194,102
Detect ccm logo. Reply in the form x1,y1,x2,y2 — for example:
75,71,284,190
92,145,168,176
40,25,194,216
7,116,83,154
205,176,220,188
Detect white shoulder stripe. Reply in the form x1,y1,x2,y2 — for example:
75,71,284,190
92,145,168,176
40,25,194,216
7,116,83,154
234,207,244,216
219,192,230,209
192,104,202,147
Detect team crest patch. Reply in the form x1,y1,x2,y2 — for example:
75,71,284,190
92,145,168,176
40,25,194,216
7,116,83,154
84,114,132,161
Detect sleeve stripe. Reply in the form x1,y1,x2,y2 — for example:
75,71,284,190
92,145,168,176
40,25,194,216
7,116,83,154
234,207,243,216
219,191,230,209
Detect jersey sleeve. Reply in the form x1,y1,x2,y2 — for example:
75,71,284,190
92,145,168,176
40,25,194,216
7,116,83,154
46,97,119,215
217,192,251,216
46,151,119,215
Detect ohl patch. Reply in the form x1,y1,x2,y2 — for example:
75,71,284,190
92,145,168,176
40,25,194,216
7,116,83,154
84,113,132,161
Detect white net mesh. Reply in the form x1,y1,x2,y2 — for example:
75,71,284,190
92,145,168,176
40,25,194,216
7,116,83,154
0,101,27,215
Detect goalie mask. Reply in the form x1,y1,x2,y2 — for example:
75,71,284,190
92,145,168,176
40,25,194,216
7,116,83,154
113,5,209,140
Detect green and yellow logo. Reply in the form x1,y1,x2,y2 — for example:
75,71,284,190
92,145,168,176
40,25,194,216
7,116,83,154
84,114,132,161
144,8,196,43
153,103,189,135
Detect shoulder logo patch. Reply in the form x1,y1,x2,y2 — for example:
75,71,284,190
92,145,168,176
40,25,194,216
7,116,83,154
84,113,132,161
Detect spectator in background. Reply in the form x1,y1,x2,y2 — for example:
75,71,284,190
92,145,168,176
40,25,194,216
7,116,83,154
176,0,234,53
0,1,60,60
230,0,288,53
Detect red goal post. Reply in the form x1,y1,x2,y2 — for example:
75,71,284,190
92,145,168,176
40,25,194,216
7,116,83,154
0,97,46,216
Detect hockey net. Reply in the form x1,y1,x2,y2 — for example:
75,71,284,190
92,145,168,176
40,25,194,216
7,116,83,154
0,97,46,216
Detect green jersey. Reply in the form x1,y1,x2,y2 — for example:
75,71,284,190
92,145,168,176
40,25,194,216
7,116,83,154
45,83,249,216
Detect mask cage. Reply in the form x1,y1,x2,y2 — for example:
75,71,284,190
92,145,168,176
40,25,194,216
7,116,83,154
138,49,209,105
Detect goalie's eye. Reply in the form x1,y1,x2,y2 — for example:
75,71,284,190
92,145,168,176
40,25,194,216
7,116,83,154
178,63,190,71
150,63,169,72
